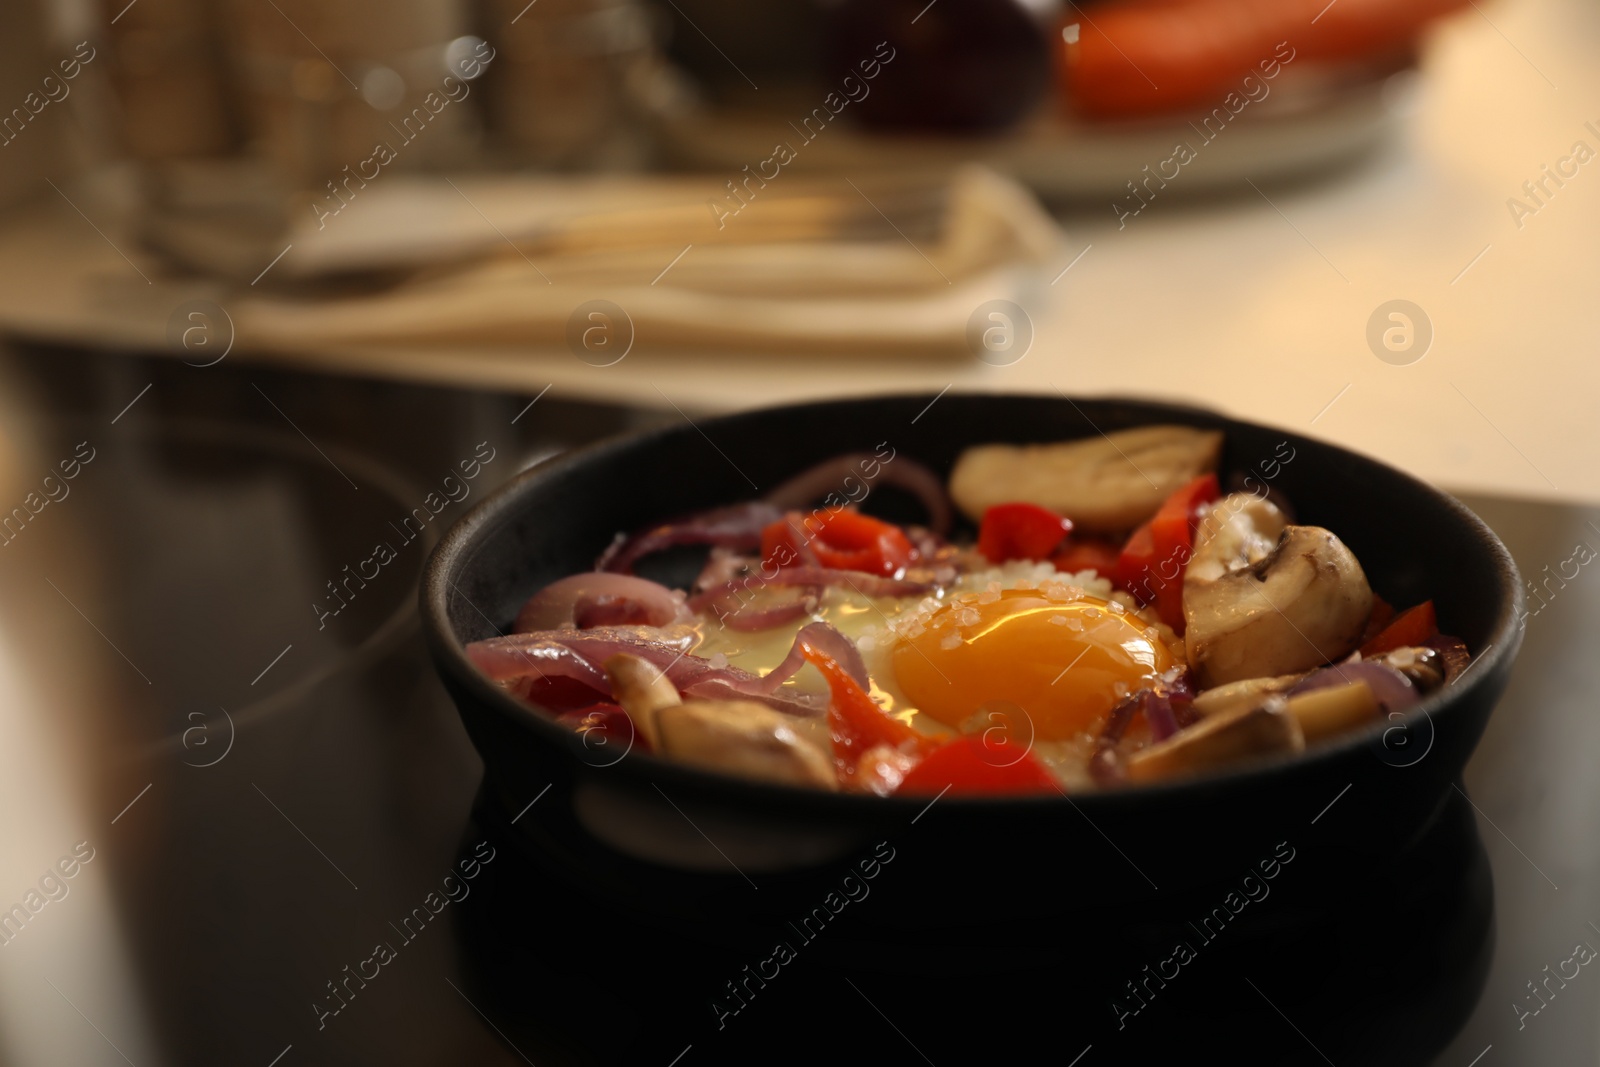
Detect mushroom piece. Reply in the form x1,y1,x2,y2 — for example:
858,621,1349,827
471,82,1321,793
655,700,837,790
1372,646,1447,693
1125,700,1304,784
1184,522,1374,688
1282,682,1380,743
602,653,682,750
1190,672,1304,719
1186,493,1288,584
948,425,1223,533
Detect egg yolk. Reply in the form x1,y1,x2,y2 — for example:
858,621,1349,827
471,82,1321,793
891,590,1171,742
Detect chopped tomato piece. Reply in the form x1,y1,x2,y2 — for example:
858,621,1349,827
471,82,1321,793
978,502,1074,563
1051,537,1124,580
1360,600,1438,657
894,735,1059,797
1118,474,1219,631
761,507,916,577
800,638,933,783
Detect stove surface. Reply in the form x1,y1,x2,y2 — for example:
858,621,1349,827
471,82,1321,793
0,345,1590,1066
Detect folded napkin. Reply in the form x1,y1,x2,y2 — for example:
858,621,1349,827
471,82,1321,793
203,165,1064,356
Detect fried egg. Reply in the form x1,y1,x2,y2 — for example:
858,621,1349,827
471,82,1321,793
888,587,1171,742
691,561,1173,747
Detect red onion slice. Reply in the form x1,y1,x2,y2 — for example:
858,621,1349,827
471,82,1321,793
688,566,935,620
693,547,750,594
466,624,863,717
1289,661,1418,714
1089,672,1195,784
1145,694,1180,742
765,454,954,536
1090,691,1143,785
597,502,783,573
468,637,616,688
514,573,690,633
763,620,872,692
758,566,937,599
690,585,823,632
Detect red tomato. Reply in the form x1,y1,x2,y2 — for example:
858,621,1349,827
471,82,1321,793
978,502,1074,563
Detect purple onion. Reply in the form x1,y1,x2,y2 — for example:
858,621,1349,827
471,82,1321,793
512,572,688,633
765,620,871,691
689,584,823,633
596,502,782,573
756,566,937,599
765,454,953,536
467,621,868,717
1145,693,1180,742
1289,661,1418,715
1090,690,1145,785
1090,674,1198,784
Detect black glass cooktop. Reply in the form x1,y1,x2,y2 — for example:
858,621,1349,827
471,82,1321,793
0,343,1591,1066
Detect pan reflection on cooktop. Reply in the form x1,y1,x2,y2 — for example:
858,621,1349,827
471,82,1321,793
453,780,1493,1066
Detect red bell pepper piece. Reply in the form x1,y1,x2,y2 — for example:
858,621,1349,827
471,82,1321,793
1150,473,1219,553
1360,594,1396,646
1118,474,1219,631
1051,537,1124,581
800,638,933,779
1360,600,1438,657
894,735,1059,796
761,507,916,577
977,502,1074,564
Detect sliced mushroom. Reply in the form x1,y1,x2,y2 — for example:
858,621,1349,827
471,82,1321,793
1187,493,1288,584
1125,700,1304,784
1184,525,1373,688
603,653,681,750
655,700,837,790
1190,672,1304,718
1282,682,1380,743
1372,646,1447,693
948,426,1223,533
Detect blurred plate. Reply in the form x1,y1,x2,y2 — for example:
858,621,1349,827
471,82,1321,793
656,62,1411,201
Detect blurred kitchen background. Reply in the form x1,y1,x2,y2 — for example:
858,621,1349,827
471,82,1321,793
0,1,1598,1065
0,0,1593,499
